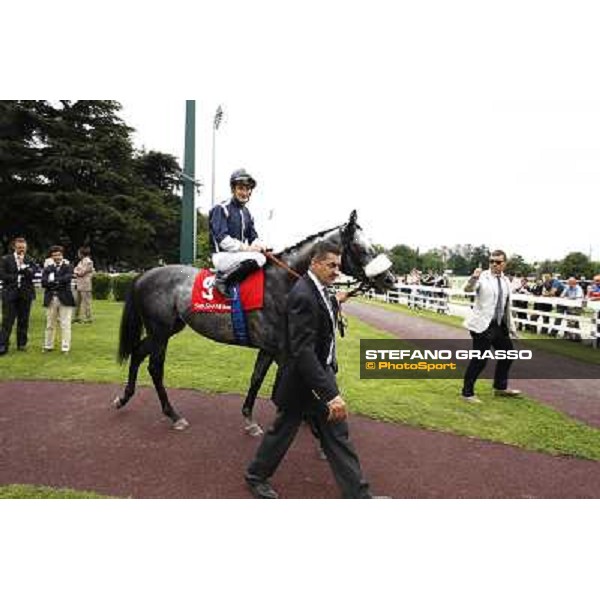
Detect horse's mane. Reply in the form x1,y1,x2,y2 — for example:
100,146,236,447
275,225,341,257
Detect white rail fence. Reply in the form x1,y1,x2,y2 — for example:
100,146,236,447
363,285,600,348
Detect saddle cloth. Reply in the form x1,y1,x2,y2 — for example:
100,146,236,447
191,268,265,313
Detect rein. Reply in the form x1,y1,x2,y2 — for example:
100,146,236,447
263,251,301,280
264,251,369,297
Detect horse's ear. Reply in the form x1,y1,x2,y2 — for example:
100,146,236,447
344,210,358,234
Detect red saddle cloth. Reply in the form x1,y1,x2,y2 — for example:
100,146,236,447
191,268,265,313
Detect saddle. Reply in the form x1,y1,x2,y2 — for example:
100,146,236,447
191,268,264,314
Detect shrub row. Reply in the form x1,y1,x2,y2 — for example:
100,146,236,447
92,273,137,301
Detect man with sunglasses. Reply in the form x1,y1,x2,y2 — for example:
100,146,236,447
461,250,520,403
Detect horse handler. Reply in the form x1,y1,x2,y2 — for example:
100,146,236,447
245,241,374,499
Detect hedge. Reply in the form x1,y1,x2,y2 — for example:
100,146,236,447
92,273,112,300
112,274,137,302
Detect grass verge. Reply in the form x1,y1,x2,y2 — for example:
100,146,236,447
0,484,111,499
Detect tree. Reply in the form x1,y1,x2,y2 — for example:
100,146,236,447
418,249,444,273
560,252,592,279
536,259,560,276
0,100,54,254
468,245,490,273
196,211,212,267
447,253,469,275
0,100,184,268
505,254,532,276
389,244,417,275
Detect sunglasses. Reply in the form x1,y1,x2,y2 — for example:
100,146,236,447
489,259,504,265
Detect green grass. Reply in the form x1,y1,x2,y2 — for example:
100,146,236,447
1,300,600,461
358,297,466,328
0,484,111,499
0,299,278,395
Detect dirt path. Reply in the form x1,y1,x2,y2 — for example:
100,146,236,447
1,381,599,498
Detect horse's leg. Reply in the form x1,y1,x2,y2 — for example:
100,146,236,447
242,349,274,436
147,336,189,431
113,337,152,409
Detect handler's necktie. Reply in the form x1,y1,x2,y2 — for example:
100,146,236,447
323,287,336,366
495,277,504,325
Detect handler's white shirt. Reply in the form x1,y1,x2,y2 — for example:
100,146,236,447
308,270,335,366
463,270,515,335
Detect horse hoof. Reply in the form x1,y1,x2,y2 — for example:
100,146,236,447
245,422,263,437
113,396,122,409
173,418,190,431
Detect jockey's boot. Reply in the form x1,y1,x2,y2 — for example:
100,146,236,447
215,259,260,298
214,275,231,298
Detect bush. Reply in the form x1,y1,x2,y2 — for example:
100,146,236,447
112,274,137,302
93,273,112,300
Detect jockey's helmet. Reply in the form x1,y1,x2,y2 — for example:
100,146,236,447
230,169,257,190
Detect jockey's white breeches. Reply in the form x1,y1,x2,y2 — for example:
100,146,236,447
211,251,266,275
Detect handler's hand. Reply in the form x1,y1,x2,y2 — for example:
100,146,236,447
335,291,350,304
472,268,482,278
327,395,348,422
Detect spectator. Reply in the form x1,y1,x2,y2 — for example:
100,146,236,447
588,275,600,347
535,273,560,335
513,276,531,331
461,250,520,403
73,246,95,324
0,237,39,354
559,277,584,340
587,274,600,301
508,274,521,293
561,277,584,301
41,246,75,353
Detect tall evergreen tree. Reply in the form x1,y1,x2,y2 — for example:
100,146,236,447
0,100,183,268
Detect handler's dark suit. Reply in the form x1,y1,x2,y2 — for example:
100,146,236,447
246,273,371,498
0,253,38,353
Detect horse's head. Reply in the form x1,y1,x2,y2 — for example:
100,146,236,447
339,210,396,293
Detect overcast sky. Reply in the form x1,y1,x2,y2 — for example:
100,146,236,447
11,1,600,263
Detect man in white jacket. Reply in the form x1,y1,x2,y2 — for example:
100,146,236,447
461,249,521,403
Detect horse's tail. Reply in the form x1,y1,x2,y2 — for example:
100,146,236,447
118,278,144,365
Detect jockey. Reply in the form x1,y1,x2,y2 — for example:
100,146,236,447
209,168,267,297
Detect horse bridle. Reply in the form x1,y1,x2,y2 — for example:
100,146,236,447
263,230,373,296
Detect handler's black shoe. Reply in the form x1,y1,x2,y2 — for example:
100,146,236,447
245,477,279,499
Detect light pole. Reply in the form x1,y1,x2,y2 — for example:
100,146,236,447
211,105,223,208
180,100,197,265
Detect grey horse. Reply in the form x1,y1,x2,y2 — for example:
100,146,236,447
115,210,396,431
